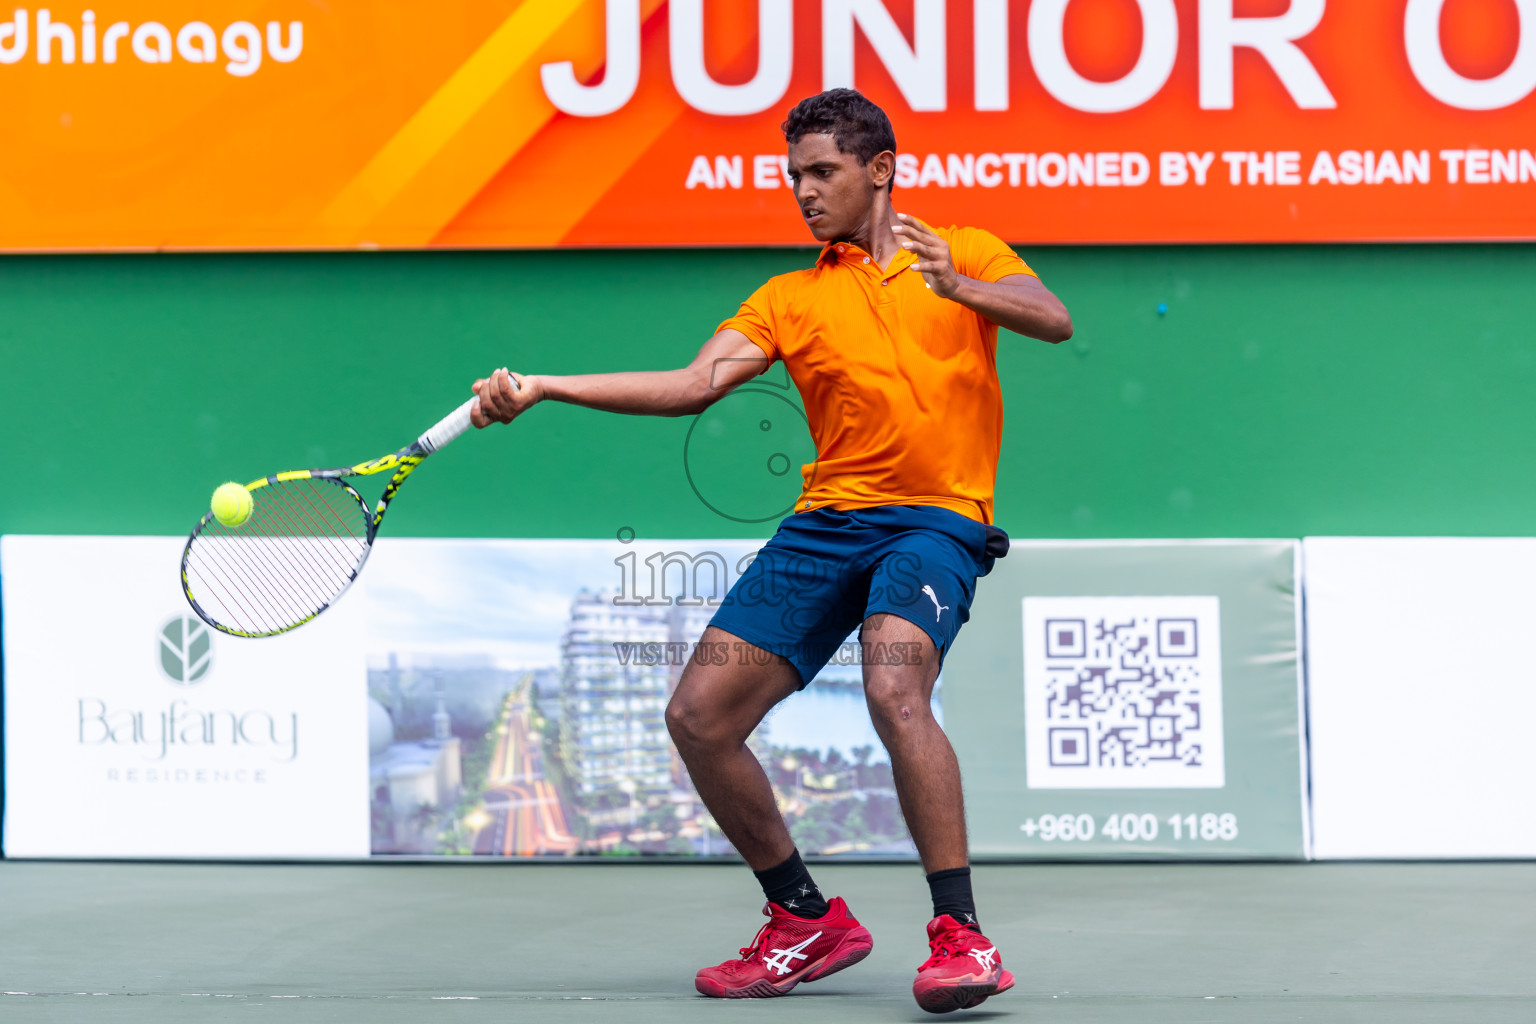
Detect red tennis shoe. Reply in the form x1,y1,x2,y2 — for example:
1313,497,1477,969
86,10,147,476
694,897,874,999
912,915,1015,1014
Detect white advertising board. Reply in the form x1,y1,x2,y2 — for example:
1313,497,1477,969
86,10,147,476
1304,537,1536,859
2,536,368,858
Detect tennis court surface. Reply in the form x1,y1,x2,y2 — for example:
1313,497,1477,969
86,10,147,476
2,861,1530,1023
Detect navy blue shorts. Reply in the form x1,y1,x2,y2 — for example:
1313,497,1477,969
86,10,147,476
709,505,1008,688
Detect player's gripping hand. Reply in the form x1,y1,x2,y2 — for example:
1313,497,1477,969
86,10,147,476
893,213,960,298
471,367,538,427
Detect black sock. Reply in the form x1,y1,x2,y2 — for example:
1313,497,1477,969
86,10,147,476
927,866,980,931
754,850,830,919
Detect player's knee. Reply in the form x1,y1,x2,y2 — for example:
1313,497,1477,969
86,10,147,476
864,675,929,729
664,695,697,747
665,693,726,754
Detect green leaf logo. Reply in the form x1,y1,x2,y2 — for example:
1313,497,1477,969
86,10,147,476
159,615,213,685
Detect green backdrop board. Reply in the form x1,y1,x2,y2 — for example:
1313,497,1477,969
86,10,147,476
1,245,1535,542
945,541,1306,860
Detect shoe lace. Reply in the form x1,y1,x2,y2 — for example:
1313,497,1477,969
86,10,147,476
917,927,968,971
739,921,773,962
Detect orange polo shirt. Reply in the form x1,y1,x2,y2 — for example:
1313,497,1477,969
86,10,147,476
717,224,1035,525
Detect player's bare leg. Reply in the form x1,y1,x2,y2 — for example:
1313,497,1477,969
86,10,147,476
862,612,1013,1013
665,626,801,870
861,612,967,872
670,627,875,999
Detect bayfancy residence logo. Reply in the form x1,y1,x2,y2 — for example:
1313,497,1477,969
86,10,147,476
77,612,297,763
158,614,212,685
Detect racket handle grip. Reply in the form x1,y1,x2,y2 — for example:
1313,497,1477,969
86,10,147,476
417,398,478,454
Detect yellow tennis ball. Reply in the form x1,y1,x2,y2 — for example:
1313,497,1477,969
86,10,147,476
211,482,253,528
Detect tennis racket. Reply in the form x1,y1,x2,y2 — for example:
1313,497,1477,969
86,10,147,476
181,392,492,638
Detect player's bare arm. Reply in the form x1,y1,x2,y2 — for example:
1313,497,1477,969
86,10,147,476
893,213,1074,343
469,329,769,427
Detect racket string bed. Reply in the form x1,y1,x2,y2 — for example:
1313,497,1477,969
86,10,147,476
182,395,480,637
241,493,333,590
263,483,365,577
189,525,363,632
191,531,293,626
184,478,370,637
186,547,280,634
189,520,356,633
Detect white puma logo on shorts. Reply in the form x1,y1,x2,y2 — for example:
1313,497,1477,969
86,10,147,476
922,585,950,622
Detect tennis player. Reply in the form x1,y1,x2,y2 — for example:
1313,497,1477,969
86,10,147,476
471,88,1071,1013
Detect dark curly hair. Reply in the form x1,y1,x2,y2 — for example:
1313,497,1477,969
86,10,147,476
781,89,897,191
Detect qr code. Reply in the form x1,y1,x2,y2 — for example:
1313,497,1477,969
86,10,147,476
1022,596,1224,789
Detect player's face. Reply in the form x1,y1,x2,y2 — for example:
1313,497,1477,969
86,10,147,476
787,134,884,242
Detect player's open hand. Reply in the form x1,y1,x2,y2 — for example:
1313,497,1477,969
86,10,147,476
893,214,960,298
471,367,538,427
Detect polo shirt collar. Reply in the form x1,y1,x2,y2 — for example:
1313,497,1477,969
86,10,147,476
817,240,852,265
816,240,917,275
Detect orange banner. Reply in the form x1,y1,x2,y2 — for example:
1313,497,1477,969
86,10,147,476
2,0,1534,249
